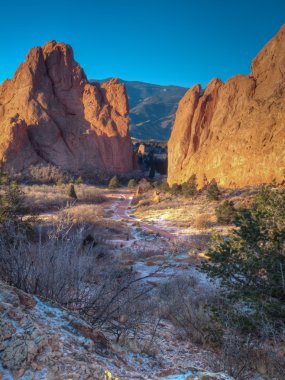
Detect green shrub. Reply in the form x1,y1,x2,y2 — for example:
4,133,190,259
201,186,285,331
128,178,137,188
181,174,197,197
206,181,221,200
67,184,77,200
169,183,182,195
0,181,26,221
157,180,170,192
215,200,236,224
0,179,32,240
56,178,64,186
75,176,83,185
108,176,120,189
0,172,8,185
148,166,155,179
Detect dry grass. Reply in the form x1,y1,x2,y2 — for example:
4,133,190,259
133,191,216,230
131,186,259,238
192,213,213,230
76,187,107,204
22,184,107,213
65,204,104,224
23,184,70,213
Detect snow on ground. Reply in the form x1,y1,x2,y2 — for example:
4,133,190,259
0,291,233,380
162,371,233,380
0,189,233,379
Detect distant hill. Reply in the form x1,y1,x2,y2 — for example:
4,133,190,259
93,79,187,140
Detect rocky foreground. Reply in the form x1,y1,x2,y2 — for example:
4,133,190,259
168,24,285,188
0,280,233,380
0,41,135,176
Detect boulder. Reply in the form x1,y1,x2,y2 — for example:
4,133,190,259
15,288,36,309
69,318,111,351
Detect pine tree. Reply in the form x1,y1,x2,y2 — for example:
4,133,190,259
215,200,236,224
128,178,137,188
201,186,285,329
206,181,221,200
108,176,120,189
75,176,83,185
3,181,24,214
181,174,197,197
67,184,77,200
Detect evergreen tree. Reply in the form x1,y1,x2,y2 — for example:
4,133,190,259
201,186,285,329
215,200,236,224
128,178,137,188
181,174,197,197
108,176,120,189
2,181,24,215
0,171,8,185
206,181,221,200
67,184,77,200
159,180,170,193
149,166,155,179
169,183,182,195
75,176,83,185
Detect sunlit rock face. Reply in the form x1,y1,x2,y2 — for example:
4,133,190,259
0,41,135,176
168,25,285,188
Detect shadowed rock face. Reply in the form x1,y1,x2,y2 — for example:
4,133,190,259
168,25,285,188
0,41,135,176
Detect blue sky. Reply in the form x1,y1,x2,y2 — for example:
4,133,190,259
1,0,285,88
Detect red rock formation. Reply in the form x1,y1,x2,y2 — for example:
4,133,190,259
0,41,135,176
168,25,285,188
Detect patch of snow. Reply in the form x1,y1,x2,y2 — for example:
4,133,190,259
162,371,193,380
0,363,14,380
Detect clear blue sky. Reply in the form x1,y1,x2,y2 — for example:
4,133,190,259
1,0,285,88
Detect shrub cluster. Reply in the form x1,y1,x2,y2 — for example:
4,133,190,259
108,176,120,189
202,186,285,332
158,174,198,197
181,174,198,197
215,200,236,224
67,184,77,200
193,213,212,230
206,181,221,200
127,178,137,188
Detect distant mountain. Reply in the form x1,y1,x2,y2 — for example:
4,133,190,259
93,79,187,140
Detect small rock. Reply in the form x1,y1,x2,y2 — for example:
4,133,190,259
69,319,111,351
15,289,36,309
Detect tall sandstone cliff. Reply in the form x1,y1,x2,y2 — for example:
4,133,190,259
0,41,135,176
168,25,285,188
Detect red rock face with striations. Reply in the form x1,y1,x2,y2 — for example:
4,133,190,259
0,41,135,176
168,25,285,188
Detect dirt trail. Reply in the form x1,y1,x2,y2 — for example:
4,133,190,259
105,189,175,239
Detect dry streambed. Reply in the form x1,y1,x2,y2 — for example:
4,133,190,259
16,184,253,379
